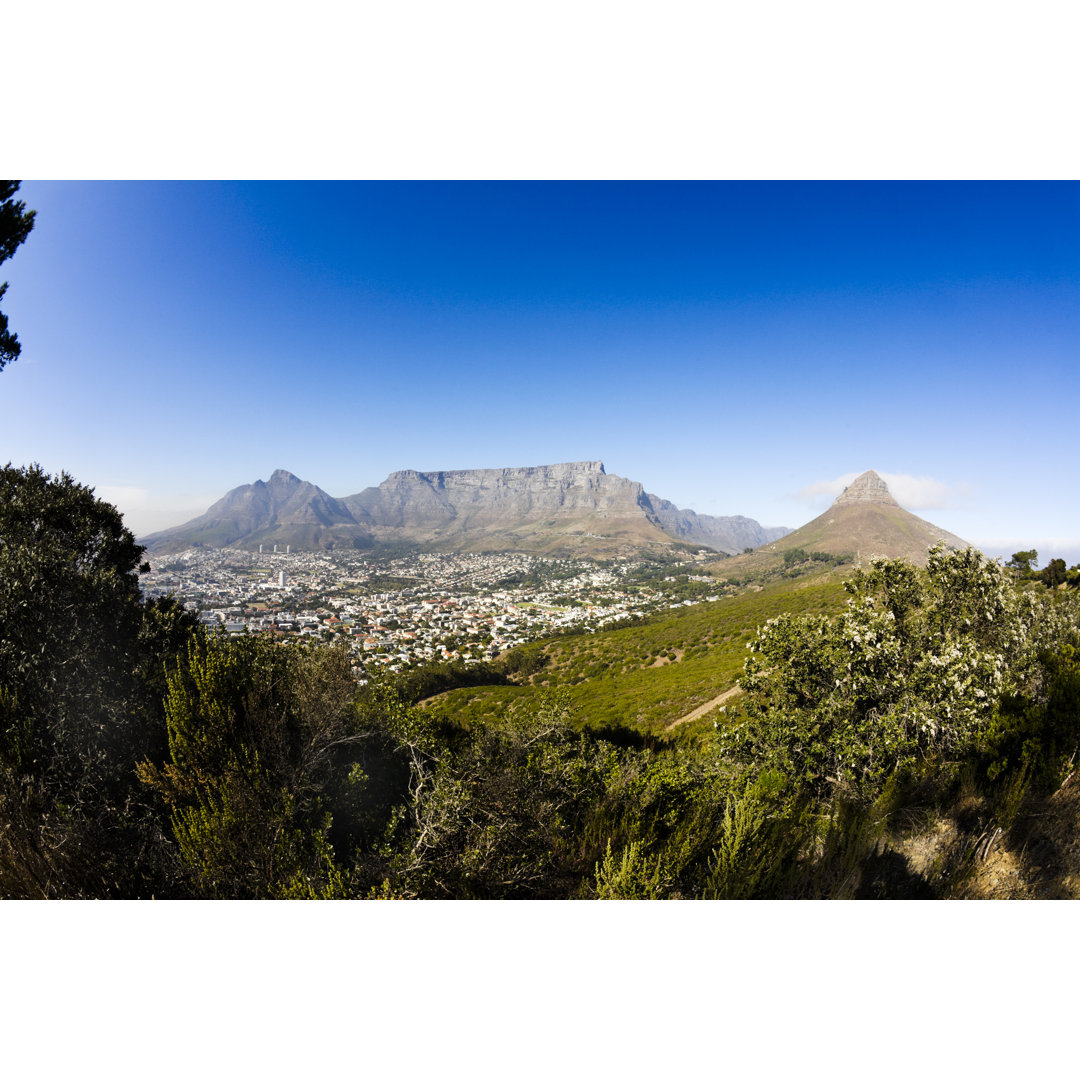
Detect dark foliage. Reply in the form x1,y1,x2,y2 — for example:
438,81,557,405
0,464,197,896
0,182,35,372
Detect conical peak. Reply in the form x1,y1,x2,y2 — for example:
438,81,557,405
831,470,899,507
268,469,300,486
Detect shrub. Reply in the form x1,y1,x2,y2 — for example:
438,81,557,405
724,546,1079,800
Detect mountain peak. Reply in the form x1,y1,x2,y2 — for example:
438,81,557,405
268,469,300,486
832,470,898,508
755,469,970,567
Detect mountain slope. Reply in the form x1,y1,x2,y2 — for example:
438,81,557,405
769,470,970,564
424,576,848,736
142,469,373,553
644,493,790,553
707,470,972,575
342,461,669,554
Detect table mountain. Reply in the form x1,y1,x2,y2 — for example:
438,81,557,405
141,461,790,556
343,460,787,555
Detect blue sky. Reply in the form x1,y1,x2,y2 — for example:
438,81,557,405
2,181,1077,565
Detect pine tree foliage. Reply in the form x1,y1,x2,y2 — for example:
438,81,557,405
0,181,35,372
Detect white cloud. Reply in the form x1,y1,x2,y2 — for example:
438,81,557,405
96,486,216,538
791,473,861,502
877,473,971,510
790,471,970,511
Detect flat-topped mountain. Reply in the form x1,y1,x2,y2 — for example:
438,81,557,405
754,469,971,567
141,461,790,557
343,460,662,554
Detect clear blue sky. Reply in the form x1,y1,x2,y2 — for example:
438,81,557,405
2,181,1077,565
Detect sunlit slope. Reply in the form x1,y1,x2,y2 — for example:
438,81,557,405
426,576,847,736
769,503,967,563
704,470,971,576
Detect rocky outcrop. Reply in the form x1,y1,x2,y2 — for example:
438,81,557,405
346,461,644,528
341,461,672,555
753,469,971,567
832,470,899,508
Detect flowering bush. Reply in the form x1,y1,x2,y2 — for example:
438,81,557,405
724,546,1080,797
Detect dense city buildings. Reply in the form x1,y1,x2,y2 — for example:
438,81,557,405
140,548,722,677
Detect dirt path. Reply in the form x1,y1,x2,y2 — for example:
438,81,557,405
665,685,743,731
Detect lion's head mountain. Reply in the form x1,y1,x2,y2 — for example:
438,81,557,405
743,469,970,568
141,462,969,564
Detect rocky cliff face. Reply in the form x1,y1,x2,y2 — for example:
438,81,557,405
342,461,670,555
832,470,899,507
144,461,789,557
348,461,649,526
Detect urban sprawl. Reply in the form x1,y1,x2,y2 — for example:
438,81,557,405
141,548,722,678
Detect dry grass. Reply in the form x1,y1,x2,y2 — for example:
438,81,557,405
955,774,1080,899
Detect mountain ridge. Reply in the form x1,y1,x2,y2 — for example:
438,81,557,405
141,460,791,557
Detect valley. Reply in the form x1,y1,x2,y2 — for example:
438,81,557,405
420,573,847,736
141,468,970,737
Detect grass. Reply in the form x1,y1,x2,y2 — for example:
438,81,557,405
426,574,848,737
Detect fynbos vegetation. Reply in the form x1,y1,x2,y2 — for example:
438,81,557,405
2,465,1079,898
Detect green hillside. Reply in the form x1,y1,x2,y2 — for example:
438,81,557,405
424,574,848,736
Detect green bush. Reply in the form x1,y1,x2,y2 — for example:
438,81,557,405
138,635,364,898
724,546,1077,800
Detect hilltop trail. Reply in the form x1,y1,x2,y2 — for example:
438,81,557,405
665,685,742,731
